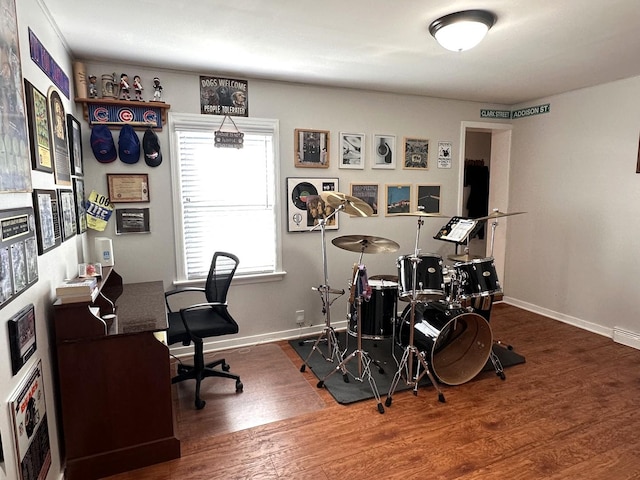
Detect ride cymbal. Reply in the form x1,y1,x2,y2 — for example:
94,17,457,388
321,191,373,217
332,235,400,254
476,210,526,221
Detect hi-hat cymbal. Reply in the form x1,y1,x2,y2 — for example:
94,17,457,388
476,210,526,221
448,253,484,262
395,211,446,218
321,191,373,217
332,235,400,254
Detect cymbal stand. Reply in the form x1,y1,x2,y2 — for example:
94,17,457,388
318,265,385,414
386,218,445,407
300,206,346,373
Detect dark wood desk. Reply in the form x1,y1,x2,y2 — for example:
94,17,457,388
52,268,180,480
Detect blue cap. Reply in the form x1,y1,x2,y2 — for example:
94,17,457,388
118,124,140,164
90,125,117,163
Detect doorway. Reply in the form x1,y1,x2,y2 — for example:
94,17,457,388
458,121,513,287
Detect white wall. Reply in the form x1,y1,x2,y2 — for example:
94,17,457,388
505,76,640,342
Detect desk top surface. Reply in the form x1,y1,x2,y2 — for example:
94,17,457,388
115,281,168,335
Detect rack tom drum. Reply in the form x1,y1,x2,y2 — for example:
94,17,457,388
397,253,445,301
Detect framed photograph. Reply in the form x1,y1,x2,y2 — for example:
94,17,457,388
107,173,150,203
286,177,339,232
415,184,441,214
0,208,38,309
385,184,412,216
9,360,52,480
0,0,31,193
350,183,379,216
372,134,396,169
58,189,77,241
24,79,53,173
32,189,62,255
48,87,71,186
73,177,87,233
403,137,429,170
8,304,37,376
115,208,151,234
339,132,365,169
437,141,453,169
67,114,83,176
294,129,329,168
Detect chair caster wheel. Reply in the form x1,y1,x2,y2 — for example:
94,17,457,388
377,403,384,414
195,399,206,410
300,364,306,372
222,363,231,372
317,381,324,388
438,393,446,403
385,397,392,407
236,380,243,392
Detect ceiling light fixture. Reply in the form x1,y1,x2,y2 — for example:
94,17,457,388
429,10,496,52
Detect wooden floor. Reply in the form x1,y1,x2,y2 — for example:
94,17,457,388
105,303,640,479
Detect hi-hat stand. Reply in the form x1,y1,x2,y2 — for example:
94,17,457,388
386,215,445,407
318,264,385,414
300,207,346,373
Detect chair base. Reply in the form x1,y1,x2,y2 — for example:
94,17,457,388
173,357,243,409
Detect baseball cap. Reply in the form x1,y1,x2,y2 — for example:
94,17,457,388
142,128,163,167
118,124,140,164
90,125,117,163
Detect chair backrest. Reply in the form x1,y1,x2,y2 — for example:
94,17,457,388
205,252,239,304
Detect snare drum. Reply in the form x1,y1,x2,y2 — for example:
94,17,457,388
397,253,445,301
455,257,502,300
348,279,398,339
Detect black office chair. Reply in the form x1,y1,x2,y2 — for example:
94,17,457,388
166,251,243,409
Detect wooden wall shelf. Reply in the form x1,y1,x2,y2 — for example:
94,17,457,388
75,97,171,130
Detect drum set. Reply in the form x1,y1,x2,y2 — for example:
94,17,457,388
298,190,524,414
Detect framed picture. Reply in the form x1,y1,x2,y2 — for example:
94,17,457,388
0,207,38,309
339,132,365,169
286,177,339,232
9,360,52,480
437,141,453,169
24,79,53,173
385,184,412,216
32,189,62,255
47,87,71,186
115,208,151,234
67,114,83,176
8,304,37,376
403,137,429,170
107,173,150,203
294,129,329,168
350,183,379,216
58,189,77,241
372,134,396,169
73,178,87,233
415,184,441,214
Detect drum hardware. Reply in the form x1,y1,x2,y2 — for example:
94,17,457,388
300,197,370,373
386,215,446,407
318,264,385,414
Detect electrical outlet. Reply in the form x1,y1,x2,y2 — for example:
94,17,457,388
295,310,305,326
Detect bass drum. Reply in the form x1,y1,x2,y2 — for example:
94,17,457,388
397,301,493,385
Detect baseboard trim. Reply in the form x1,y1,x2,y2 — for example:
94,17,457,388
612,327,640,350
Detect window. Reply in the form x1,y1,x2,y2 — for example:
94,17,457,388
169,113,281,281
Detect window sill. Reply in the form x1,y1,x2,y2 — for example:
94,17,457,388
173,270,286,288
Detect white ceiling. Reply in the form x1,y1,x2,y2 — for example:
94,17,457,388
42,0,640,105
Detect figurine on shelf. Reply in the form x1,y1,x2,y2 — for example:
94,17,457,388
133,75,143,101
119,73,130,100
88,75,98,98
152,76,163,102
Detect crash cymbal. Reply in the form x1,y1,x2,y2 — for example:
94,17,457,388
332,235,400,254
395,211,446,218
448,253,484,262
321,191,373,217
476,210,526,221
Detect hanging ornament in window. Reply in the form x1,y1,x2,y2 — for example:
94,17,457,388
214,115,244,149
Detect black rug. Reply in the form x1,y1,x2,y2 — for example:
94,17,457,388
290,331,525,405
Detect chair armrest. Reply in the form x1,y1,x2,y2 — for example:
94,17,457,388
164,287,205,312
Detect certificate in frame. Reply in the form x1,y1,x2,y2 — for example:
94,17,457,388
107,173,150,203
